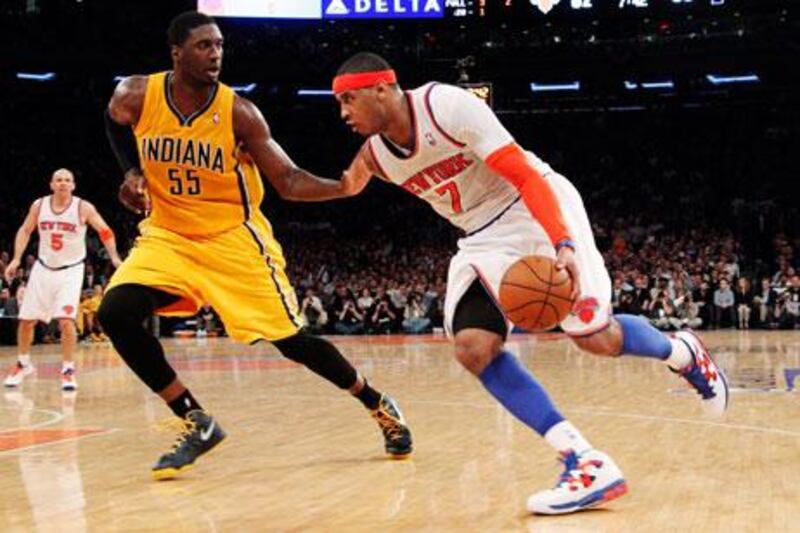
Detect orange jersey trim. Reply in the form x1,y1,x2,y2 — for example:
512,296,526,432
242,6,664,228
485,143,572,246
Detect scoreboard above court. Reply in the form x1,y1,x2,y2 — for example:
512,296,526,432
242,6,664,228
198,0,737,20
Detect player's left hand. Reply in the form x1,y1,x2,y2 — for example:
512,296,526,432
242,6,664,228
555,246,581,301
340,145,373,197
118,169,149,215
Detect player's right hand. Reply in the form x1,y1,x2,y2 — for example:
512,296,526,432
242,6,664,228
3,259,20,284
118,169,149,215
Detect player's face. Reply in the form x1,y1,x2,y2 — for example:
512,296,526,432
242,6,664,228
50,171,75,195
174,24,224,85
337,87,386,136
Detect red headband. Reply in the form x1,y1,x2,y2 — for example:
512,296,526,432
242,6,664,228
332,69,397,94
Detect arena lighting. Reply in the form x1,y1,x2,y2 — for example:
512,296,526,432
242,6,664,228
706,74,759,85
624,80,675,90
297,89,334,96
529,82,581,92
231,83,257,94
16,72,56,81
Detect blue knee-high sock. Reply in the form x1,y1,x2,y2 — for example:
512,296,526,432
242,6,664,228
616,314,671,360
478,351,564,436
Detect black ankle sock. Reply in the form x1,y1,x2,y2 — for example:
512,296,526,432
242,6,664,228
167,390,202,418
354,381,382,410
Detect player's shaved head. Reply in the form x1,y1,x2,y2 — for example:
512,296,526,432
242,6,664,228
168,10,216,47
52,168,74,181
337,52,393,75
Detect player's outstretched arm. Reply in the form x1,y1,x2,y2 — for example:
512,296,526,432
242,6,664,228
105,76,149,214
81,201,123,268
4,200,40,282
340,142,378,197
233,95,352,201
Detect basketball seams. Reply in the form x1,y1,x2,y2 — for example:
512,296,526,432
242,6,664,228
499,281,574,303
499,255,575,331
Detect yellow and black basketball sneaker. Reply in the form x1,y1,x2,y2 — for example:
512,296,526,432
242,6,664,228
371,394,412,459
152,410,226,480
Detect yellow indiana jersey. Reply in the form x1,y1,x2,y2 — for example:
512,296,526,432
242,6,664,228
134,71,263,237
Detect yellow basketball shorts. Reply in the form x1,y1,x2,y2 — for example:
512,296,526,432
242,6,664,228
107,217,301,343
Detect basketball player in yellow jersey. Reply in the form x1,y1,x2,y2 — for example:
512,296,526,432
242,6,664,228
99,11,411,480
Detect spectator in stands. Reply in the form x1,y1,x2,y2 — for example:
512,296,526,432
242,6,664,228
669,292,703,330
649,290,675,330
333,294,365,335
753,277,777,328
734,277,754,329
630,275,652,316
1,287,19,318
611,277,624,314
694,281,713,328
713,278,736,328
402,293,431,334
356,288,374,315
78,284,106,341
369,290,397,334
196,304,222,337
774,274,799,330
300,288,328,334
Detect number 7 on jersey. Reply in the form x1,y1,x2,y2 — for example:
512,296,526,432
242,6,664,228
435,181,463,214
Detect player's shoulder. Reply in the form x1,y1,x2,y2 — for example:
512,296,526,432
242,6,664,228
113,75,149,99
77,197,95,214
231,93,269,139
415,82,474,101
416,82,482,116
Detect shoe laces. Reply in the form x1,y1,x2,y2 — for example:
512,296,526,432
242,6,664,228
154,417,198,452
556,451,602,491
373,406,406,441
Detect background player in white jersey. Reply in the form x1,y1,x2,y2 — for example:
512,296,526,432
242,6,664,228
3,169,122,390
329,53,730,515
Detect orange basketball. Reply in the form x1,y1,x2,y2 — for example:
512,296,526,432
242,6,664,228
499,255,574,332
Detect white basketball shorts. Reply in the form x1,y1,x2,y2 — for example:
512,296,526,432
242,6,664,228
18,261,85,322
444,172,612,338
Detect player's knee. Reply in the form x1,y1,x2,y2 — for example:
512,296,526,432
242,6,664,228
97,285,148,335
454,329,503,375
570,322,622,357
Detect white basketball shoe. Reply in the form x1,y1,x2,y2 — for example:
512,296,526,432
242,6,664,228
4,362,36,388
527,449,628,515
673,330,729,418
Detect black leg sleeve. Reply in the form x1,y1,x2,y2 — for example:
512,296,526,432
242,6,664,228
272,330,358,390
97,284,181,393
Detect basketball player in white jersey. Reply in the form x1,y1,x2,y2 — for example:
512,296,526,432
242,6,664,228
3,169,122,391
327,53,729,515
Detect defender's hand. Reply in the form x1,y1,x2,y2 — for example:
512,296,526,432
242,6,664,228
555,246,581,301
119,169,149,215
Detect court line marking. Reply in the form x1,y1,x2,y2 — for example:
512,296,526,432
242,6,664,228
0,406,65,432
277,394,800,439
0,428,119,458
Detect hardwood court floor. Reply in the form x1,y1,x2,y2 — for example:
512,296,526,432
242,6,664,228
0,331,798,532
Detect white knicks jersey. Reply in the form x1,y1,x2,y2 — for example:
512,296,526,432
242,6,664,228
367,82,554,234
36,195,87,268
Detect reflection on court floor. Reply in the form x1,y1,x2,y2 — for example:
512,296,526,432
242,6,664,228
1,331,798,531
